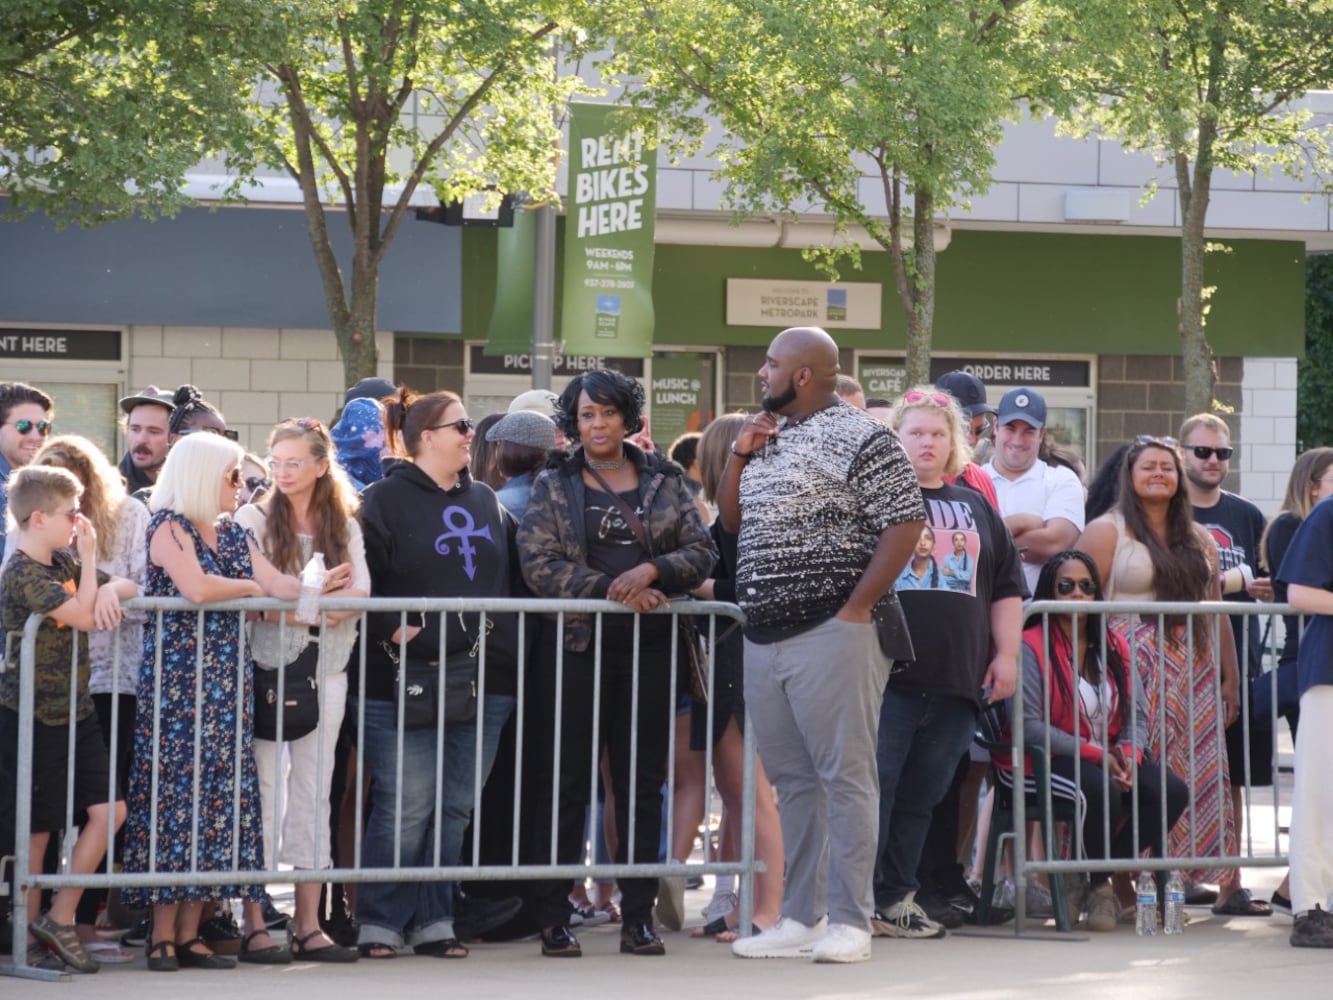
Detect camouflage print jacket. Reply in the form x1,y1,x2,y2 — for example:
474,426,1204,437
517,443,717,652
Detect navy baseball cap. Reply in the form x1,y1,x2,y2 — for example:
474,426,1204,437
995,387,1047,429
935,371,994,418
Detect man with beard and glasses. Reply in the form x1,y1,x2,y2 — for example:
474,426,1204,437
117,387,175,495
718,327,925,964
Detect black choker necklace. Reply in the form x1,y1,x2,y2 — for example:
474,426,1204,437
587,454,627,471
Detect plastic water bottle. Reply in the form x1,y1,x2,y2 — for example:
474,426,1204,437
1135,871,1158,936
1163,871,1185,935
293,552,326,625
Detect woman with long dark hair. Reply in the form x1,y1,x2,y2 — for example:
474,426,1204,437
353,389,522,960
1001,550,1188,931
517,368,716,958
234,418,368,961
1077,435,1249,911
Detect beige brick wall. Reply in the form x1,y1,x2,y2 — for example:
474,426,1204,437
129,325,395,452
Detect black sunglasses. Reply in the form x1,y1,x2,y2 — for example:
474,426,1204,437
8,419,52,436
1056,578,1097,596
1190,445,1233,461
245,476,272,493
426,417,474,435
179,425,240,441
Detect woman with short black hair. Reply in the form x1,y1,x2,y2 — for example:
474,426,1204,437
518,369,715,958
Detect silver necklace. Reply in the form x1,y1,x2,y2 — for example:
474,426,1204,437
587,454,627,471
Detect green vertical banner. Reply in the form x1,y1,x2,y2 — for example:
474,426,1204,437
484,204,537,355
560,102,656,357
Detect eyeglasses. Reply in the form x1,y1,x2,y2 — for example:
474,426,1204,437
902,390,953,408
1189,445,1233,461
269,458,311,475
426,417,474,435
179,425,240,442
227,468,243,488
1134,435,1179,448
1055,578,1097,596
245,476,272,493
6,419,52,436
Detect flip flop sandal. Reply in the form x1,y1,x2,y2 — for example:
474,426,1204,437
28,914,98,974
1212,888,1273,917
414,937,468,959
690,916,730,938
358,941,398,960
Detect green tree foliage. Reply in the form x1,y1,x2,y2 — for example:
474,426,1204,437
1049,0,1333,416
1298,254,1333,451
253,0,586,383
0,0,284,225
596,0,1034,383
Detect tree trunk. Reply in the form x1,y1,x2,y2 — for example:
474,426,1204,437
902,188,936,386
341,248,380,387
1178,157,1215,417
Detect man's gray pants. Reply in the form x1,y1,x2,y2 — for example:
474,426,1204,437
744,616,891,930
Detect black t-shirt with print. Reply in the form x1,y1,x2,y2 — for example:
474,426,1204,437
892,483,1025,706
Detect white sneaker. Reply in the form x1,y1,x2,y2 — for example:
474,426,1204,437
811,923,872,964
1085,884,1118,933
731,916,828,959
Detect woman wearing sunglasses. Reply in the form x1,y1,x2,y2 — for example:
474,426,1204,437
120,433,352,971
352,389,524,960
1077,435,1247,914
1002,550,1188,931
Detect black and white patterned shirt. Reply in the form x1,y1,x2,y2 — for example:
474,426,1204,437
736,403,925,643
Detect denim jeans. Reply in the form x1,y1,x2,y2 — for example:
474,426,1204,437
873,688,978,909
355,693,515,947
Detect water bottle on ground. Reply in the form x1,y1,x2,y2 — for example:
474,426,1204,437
1135,871,1158,936
294,552,327,625
1163,871,1185,935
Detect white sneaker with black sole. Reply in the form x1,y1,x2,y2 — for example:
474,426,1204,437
811,923,872,963
731,916,828,958
870,891,947,939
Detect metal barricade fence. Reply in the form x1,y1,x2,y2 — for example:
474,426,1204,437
2,596,754,979
1008,599,1299,933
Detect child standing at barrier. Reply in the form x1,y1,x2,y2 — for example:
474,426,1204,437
0,466,136,972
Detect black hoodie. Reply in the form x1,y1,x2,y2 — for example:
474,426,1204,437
353,461,524,701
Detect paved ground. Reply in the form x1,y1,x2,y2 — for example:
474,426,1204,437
3,891,1325,999
4,735,1318,995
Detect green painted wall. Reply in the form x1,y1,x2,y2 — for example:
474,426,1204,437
460,225,1306,357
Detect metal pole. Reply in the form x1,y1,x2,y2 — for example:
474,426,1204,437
531,201,556,392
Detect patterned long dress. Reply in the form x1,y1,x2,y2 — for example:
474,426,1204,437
121,511,266,904
1106,511,1236,885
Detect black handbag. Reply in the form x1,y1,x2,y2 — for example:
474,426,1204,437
872,591,916,663
254,640,320,742
391,648,479,730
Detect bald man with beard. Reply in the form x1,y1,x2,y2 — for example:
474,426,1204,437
719,327,925,963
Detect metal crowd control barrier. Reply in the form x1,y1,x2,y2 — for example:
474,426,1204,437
1007,599,1297,935
2,596,753,981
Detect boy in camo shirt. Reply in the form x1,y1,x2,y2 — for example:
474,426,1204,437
1,465,137,972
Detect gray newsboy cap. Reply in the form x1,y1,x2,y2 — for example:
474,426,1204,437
485,409,556,451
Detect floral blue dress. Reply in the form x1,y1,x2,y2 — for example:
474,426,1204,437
122,511,265,903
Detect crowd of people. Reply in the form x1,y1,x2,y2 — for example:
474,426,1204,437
1,330,1330,974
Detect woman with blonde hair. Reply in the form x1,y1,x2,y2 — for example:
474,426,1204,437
27,434,149,957
234,418,368,961
120,433,353,972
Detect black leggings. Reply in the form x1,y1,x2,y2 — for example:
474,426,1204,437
528,620,674,929
1049,754,1189,882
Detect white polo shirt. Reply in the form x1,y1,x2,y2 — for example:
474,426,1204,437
984,458,1085,593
